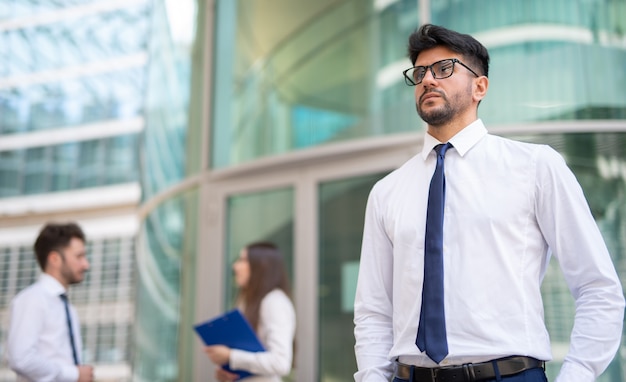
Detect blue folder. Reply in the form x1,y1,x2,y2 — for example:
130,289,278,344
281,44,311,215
194,309,265,380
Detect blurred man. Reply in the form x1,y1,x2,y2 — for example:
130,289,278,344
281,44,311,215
6,222,94,382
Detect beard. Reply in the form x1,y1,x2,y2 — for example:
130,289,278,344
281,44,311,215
60,263,85,285
416,85,472,126
417,97,454,126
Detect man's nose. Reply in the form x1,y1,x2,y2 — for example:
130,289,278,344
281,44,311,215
421,67,437,85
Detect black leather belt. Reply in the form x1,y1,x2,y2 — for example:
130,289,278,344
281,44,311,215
395,356,545,382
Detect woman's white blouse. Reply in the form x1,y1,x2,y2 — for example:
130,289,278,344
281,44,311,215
229,289,296,381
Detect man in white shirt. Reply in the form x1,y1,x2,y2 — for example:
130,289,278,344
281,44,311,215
353,24,625,382
6,222,94,382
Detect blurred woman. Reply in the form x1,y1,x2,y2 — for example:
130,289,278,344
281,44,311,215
205,242,296,382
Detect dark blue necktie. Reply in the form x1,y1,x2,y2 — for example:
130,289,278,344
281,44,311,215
416,142,452,364
60,294,79,365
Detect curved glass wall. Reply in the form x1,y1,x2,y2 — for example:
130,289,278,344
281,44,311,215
210,1,626,380
211,0,625,168
432,1,626,125
212,0,420,168
134,190,197,382
134,0,197,380
141,0,196,199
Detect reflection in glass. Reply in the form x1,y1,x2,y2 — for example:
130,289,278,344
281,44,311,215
225,188,294,308
0,4,149,76
212,0,626,168
318,173,386,381
0,0,104,19
0,135,139,197
0,68,146,134
516,132,626,381
134,191,195,382
212,0,419,168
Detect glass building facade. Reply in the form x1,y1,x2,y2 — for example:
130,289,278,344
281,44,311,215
0,0,166,381
198,1,626,381
1,1,625,381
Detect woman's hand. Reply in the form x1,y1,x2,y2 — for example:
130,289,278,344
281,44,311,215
204,345,231,366
215,367,239,382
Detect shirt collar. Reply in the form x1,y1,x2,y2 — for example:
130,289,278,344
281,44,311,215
420,119,488,160
39,273,68,297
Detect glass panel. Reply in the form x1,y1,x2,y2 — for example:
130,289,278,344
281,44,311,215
0,247,14,307
76,140,105,188
132,0,198,377
511,132,626,381
0,150,23,197
100,239,122,302
23,146,50,194
96,324,116,362
134,189,197,382
0,135,139,197
16,246,38,291
141,0,196,199
212,0,626,168
51,143,78,191
0,68,146,134
318,172,387,382
0,0,103,20
0,4,150,76
429,0,626,126
105,134,140,184
212,0,419,168
225,187,294,307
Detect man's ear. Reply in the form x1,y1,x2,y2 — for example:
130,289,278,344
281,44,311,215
473,76,489,102
46,250,62,271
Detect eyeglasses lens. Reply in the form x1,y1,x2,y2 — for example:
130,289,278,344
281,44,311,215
404,59,456,85
433,60,454,79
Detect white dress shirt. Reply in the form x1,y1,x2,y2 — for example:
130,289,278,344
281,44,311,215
354,119,625,382
229,289,296,381
6,273,82,382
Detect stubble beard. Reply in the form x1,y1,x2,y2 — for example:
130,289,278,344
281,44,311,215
417,99,454,126
60,263,84,285
416,85,473,127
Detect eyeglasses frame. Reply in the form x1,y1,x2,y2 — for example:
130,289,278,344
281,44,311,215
402,58,479,86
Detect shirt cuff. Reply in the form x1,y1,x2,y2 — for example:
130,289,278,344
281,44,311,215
228,349,248,372
59,364,79,382
554,360,595,382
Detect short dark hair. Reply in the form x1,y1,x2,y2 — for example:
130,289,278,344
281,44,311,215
408,24,489,78
33,222,85,271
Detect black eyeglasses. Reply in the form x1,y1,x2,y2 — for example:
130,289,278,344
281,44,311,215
402,58,479,86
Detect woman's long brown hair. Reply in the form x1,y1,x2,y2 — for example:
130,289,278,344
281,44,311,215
237,242,291,332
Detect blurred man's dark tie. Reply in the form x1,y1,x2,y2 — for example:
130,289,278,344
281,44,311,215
60,293,79,365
